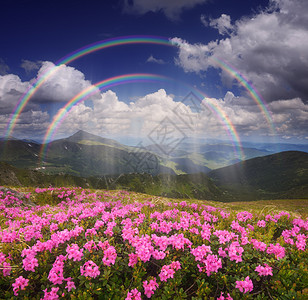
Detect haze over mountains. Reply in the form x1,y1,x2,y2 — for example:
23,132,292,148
2,130,307,177
0,130,307,201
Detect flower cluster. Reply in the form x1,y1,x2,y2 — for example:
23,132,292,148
0,187,307,299
159,261,181,282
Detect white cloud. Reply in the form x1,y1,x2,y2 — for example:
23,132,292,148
0,59,9,75
0,109,50,140
21,59,42,73
200,14,208,27
172,0,308,103
209,14,234,35
123,0,206,20
33,61,97,102
146,55,165,64
0,62,101,139
55,88,306,142
0,74,32,113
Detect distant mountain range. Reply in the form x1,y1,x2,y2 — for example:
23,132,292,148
209,151,308,200
0,130,307,200
0,130,175,176
0,134,307,200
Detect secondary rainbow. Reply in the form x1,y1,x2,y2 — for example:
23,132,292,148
39,73,244,163
5,35,275,142
213,58,276,135
4,36,174,139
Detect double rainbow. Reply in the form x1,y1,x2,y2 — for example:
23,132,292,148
40,73,244,162
3,35,275,164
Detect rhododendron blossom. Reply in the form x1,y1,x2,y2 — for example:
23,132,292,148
80,260,100,278
255,264,273,276
143,278,159,298
12,276,29,296
235,276,253,293
0,187,307,299
126,288,141,300
159,261,181,281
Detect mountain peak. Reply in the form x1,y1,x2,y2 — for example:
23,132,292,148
69,130,96,139
67,130,122,147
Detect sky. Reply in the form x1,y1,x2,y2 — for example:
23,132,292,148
0,0,307,146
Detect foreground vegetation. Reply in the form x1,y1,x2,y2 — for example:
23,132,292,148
0,187,307,299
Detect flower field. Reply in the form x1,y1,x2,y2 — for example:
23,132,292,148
0,187,307,299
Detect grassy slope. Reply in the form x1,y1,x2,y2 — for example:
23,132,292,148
209,151,308,200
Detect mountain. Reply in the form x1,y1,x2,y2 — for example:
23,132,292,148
1,130,308,181
1,150,307,201
66,130,125,148
0,139,40,168
208,151,308,200
0,161,95,187
0,131,176,176
0,162,225,201
146,140,274,170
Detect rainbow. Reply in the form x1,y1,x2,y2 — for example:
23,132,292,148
5,35,275,141
3,35,276,168
5,36,275,138
4,36,174,139
213,58,276,135
39,73,244,163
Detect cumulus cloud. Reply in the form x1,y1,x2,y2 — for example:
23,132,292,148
0,58,9,75
33,61,97,102
0,74,31,113
0,61,101,139
0,61,98,114
146,55,166,65
208,14,234,35
200,14,208,27
20,59,42,73
123,0,206,20
172,0,308,104
54,87,308,143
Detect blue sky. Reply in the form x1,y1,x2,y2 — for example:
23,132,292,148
0,0,307,145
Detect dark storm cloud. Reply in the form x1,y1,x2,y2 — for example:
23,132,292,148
172,0,308,104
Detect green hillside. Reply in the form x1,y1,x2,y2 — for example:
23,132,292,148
209,151,308,200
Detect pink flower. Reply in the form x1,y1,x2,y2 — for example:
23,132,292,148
66,243,83,261
41,287,59,300
12,276,29,296
266,243,285,260
65,277,76,292
159,261,181,282
49,223,58,232
235,276,253,293
191,244,212,261
218,247,228,258
236,211,253,222
296,234,306,251
255,264,273,276
143,278,159,298
257,220,266,227
251,239,267,252
22,255,39,272
80,260,100,278
159,265,175,282
204,254,222,276
228,242,244,263
48,255,66,285
102,245,117,266
217,292,233,300
84,240,98,252
128,253,138,267
2,261,11,276
126,288,141,300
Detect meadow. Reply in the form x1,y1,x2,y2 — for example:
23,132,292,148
0,187,307,299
